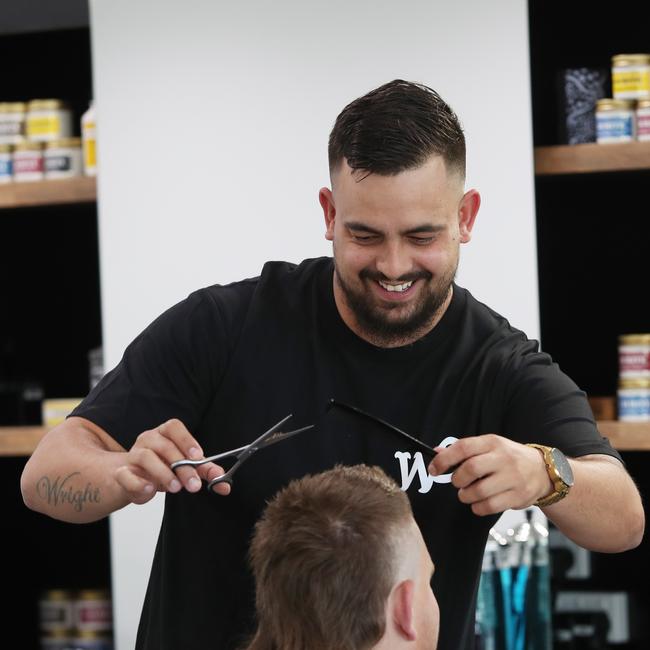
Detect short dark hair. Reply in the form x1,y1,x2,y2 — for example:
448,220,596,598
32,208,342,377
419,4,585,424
245,465,413,650
328,79,466,180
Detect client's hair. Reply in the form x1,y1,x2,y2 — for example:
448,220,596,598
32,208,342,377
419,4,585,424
245,464,413,650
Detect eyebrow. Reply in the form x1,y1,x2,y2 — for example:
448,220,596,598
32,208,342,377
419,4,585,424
345,221,446,236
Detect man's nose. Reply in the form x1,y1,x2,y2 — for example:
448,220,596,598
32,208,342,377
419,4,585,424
375,240,412,280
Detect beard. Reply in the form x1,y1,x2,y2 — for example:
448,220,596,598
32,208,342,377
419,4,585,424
333,257,457,347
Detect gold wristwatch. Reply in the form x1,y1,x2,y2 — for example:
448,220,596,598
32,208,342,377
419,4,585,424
526,443,574,507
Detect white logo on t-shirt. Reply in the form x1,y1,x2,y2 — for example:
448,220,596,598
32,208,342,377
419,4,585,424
394,436,459,493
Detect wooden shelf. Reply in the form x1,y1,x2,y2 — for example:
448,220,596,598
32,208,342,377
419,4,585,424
1,421,650,456
0,427,47,457
0,176,96,209
535,141,650,176
597,421,650,451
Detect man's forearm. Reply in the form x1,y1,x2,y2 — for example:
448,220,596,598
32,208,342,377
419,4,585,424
21,422,132,523
543,455,645,552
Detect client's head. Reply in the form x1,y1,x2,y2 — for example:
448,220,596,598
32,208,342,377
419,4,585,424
246,464,438,650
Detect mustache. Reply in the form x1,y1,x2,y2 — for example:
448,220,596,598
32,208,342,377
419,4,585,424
360,269,433,283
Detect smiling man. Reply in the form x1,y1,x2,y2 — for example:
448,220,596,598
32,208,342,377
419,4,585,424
21,80,644,650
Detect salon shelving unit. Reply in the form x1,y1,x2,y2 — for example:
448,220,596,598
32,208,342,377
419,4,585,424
0,13,110,649
530,1,650,647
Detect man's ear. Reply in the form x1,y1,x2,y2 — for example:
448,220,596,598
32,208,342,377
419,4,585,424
458,189,480,243
391,579,416,641
319,187,335,241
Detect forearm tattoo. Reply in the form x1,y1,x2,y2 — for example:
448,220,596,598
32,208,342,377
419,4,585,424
36,472,101,512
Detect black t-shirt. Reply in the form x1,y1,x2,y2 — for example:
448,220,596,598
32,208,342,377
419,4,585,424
71,257,621,650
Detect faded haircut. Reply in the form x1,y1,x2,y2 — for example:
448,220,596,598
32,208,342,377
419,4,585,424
244,464,414,650
328,79,466,181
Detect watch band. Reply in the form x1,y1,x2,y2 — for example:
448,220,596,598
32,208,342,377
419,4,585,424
526,443,571,507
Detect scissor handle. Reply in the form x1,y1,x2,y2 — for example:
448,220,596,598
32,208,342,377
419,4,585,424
203,416,295,490
171,450,245,490
170,445,247,471
206,449,256,490
171,415,316,492
207,472,233,490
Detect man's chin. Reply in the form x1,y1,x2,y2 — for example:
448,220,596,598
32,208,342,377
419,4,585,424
360,311,427,340
363,293,449,341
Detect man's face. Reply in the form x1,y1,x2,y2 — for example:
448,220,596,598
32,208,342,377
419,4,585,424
319,156,478,347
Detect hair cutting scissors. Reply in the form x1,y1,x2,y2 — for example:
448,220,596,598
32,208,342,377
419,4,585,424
171,414,314,491
172,400,455,493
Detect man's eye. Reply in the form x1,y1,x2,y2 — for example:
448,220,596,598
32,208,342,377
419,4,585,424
352,234,378,243
411,237,435,245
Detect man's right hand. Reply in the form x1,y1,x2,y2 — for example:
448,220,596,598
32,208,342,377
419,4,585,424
115,418,231,503
21,416,230,524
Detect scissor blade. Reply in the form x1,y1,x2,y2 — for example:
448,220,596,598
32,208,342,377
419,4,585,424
171,443,251,470
256,424,315,450
171,415,303,472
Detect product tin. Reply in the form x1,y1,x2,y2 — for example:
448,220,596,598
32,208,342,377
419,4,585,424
40,629,73,650
619,334,650,378
74,589,112,632
67,630,113,650
596,99,635,143
0,143,12,183
636,98,650,141
81,101,97,176
26,99,73,142
0,102,26,145
39,589,75,632
13,140,44,181
612,53,650,99
618,378,650,422
44,137,83,179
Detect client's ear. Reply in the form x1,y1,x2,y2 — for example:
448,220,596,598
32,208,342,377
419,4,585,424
392,579,416,641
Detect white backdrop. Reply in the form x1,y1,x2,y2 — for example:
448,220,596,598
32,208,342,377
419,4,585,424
89,1,538,647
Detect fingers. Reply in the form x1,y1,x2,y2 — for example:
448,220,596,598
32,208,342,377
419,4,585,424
156,419,205,491
205,464,231,496
432,435,550,516
450,453,498,489
428,435,495,476
462,488,522,517
132,429,200,493
156,418,219,491
115,460,231,502
115,419,232,502
157,418,204,461
114,465,157,505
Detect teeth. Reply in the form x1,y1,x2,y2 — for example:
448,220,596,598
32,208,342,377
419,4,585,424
378,280,413,293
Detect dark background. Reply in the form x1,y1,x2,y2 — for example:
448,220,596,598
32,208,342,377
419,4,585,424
530,1,650,647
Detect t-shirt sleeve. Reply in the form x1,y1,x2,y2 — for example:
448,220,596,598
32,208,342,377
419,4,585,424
498,337,623,463
69,288,231,450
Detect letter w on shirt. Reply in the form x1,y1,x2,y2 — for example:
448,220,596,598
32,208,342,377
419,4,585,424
394,437,458,493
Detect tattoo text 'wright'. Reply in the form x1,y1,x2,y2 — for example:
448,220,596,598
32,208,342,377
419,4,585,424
36,472,101,512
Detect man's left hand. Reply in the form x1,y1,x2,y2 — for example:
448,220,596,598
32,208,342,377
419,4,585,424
428,434,553,516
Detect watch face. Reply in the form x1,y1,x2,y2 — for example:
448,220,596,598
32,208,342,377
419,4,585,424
551,448,575,487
